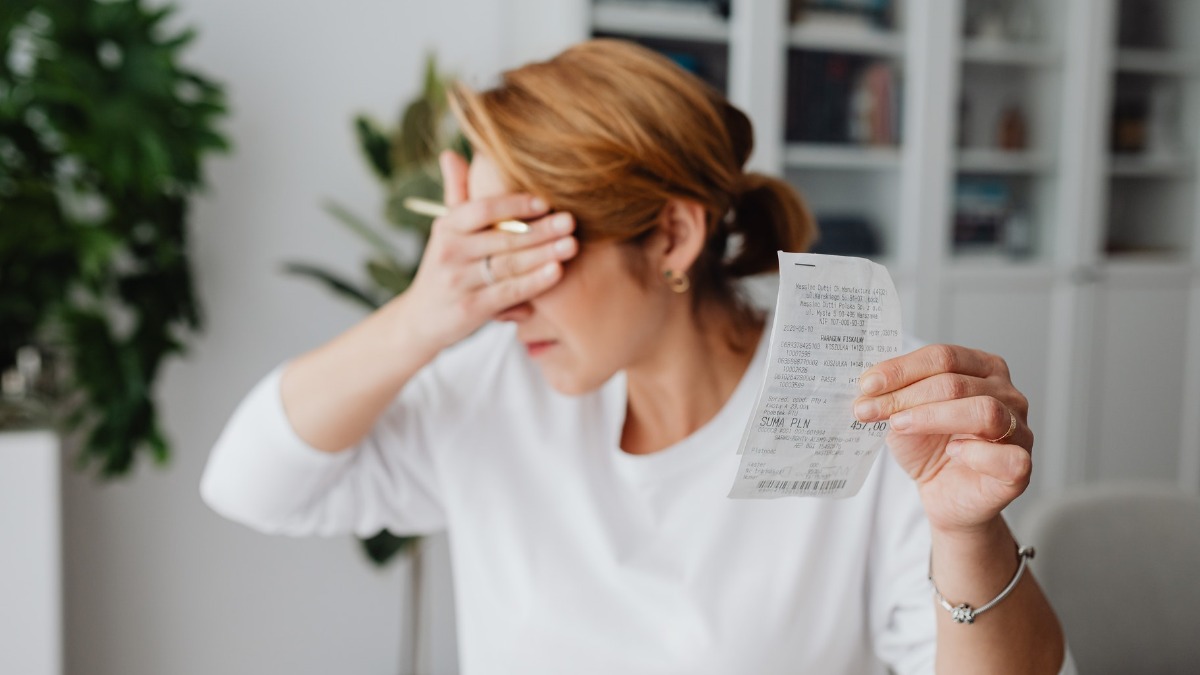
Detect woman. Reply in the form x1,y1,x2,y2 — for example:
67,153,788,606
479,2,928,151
203,40,1070,673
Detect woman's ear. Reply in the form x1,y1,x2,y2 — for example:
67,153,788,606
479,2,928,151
654,198,708,277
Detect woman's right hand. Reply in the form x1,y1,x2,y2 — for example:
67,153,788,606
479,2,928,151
402,151,578,352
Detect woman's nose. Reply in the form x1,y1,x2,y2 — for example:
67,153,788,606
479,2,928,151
495,302,533,323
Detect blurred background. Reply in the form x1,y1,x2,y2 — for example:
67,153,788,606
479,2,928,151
2,0,1198,674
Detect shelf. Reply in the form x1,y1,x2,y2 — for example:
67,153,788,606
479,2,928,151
961,40,1059,67
592,1,728,43
957,149,1053,174
788,24,904,58
1114,49,1200,75
1109,155,1195,178
1099,256,1196,283
784,143,901,170
943,258,1056,287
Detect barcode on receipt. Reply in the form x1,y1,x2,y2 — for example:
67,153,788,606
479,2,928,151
756,479,848,492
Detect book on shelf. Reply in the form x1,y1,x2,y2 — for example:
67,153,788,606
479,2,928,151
787,51,900,145
810,214,881,257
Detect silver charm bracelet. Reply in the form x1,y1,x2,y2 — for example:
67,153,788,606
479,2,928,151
929,545,1035,624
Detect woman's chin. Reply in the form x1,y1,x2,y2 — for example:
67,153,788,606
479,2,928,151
538,365,605,397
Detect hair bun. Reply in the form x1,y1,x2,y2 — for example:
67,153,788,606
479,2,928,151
720,101,754,169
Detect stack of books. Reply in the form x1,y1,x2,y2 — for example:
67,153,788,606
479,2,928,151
786,51,901,145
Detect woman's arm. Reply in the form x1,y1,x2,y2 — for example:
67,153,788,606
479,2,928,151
282,151,572,453
855,344,1066,674
928,518,1064,672
201,152,577,534
279,291,442,453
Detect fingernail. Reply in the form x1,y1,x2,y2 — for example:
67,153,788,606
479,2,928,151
553,212,572,233
860,373,885,395
854,399,880,422
946,442,963,458
554,237,574,255
531,197,548,212
890,411,911,431
541,262,559,279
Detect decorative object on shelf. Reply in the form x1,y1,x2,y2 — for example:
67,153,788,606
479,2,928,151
1111,93,1149,154
0,0,228,474
0,347,51,431
849,61,900,145
1003,1,1038,43
284,55,462,566
996,104,1029,151
963,0,1038,43
952,178,1033,258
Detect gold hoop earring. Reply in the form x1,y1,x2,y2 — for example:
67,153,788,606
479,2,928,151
664,269,690,294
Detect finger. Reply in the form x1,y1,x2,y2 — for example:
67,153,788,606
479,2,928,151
457,211,575,261
860,344,1004,396
853,372,992,422
886,396,1027,445
471,261,564,313
440,151,470,207
442,193,550,235
946,439,1032,487
488,234,578,283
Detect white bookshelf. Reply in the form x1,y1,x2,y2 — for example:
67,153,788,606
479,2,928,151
784,143,901,170
788,24,904,58
1115,49,1200,75
1109,155,1194,177
580,0,1200,495
961,40,1058,67
956,148,1052,174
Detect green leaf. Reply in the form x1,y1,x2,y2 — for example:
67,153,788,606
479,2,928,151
394,99,438,170
354,115,392,180
366,258,413,298
385,167,442,237
322,199,403,263
360,530,417,566
282,262,381,311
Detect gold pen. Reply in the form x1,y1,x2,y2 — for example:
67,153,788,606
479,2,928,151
403,197,532,234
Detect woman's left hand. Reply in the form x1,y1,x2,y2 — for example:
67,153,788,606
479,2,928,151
853,344,1032,535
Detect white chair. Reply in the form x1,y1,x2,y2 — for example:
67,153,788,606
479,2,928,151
1020,483,1200,675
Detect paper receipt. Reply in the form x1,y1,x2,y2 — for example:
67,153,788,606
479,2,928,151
728,253,903,499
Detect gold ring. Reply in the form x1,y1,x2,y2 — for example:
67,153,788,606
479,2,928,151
988,410,1017,443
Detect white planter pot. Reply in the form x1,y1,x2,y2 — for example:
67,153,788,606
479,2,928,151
0,430,62,675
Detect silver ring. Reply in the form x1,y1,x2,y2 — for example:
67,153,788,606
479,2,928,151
481,256,496,286
987,410,1017,443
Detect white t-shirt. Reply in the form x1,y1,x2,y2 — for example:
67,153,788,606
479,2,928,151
201,321,1068,674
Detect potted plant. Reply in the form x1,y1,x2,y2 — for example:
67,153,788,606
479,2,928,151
0,0,229,473
286,55,466,567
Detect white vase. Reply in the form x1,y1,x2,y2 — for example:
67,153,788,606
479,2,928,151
0,430,62,675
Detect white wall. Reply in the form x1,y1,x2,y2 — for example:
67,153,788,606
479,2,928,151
60,2,506,674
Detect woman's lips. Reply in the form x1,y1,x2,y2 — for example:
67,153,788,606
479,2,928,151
524,340,556,357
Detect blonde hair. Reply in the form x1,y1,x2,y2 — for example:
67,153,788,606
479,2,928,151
450,39,815,310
